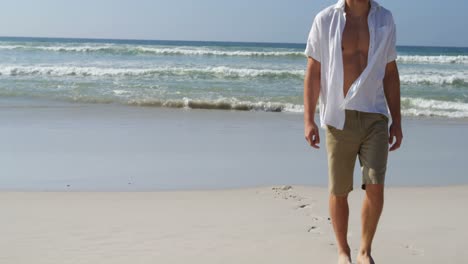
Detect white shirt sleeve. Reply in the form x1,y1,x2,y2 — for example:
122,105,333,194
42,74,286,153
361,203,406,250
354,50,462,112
386,20,397,63
304,16,322,62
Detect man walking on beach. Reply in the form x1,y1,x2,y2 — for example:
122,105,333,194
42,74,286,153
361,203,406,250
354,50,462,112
303,0,402,263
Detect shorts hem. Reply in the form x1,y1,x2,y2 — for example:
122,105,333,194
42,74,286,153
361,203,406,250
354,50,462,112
330,187,353,196
361,181,385,190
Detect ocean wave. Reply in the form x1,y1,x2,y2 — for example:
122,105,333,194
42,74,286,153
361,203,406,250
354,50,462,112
134,47,304,57
397,55,468,64
63,96,468,118
0,44,304,57
1,44,467,64
401,97,468,118
0,65,305,79
120,96,468,118
127,97,304,112
1,85,467,118
400,72,468,86
2,65,467,87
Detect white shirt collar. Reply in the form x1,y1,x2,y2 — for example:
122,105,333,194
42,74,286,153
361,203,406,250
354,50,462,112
334,0,380,12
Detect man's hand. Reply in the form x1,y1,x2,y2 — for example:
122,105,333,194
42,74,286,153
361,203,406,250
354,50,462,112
383,60,402,152
389,122,403,151
305,121,320,149
304,57,321,149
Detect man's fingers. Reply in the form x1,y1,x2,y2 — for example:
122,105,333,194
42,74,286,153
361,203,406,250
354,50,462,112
388,129,394,144
389,135,402,151
311,137,320,148
310,131,320,149
305,133,315,147
305,125,320,149
389,142,400,151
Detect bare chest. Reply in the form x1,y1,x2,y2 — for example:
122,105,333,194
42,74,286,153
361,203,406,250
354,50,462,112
341,17,371,95
341,19,370,58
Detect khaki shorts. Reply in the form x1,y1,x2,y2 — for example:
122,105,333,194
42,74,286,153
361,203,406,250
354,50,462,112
325,110,389,196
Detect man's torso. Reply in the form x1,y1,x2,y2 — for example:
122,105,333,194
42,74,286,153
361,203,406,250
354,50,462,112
304,0,397,130
342,13,370,98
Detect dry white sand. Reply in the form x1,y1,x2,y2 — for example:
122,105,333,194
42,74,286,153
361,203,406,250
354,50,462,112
1,186,467,263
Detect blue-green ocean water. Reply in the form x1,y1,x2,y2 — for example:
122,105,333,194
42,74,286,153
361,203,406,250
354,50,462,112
0,37,467,117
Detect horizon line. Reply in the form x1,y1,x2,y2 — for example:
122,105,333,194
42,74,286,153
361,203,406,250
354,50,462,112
0,35,467,49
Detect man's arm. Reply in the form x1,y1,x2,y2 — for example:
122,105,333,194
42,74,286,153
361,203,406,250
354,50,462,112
383,61,403,151
304,57,321,149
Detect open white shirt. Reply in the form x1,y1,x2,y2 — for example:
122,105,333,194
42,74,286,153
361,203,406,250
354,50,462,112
305,0,397,130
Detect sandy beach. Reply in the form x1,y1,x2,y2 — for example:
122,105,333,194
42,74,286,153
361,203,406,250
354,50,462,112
1,99,468,263
1,186,467,263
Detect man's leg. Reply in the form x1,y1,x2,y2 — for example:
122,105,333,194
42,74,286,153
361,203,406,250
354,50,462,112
357,112,389,263
330,194,352,263
357,184,384,264
325,111,360,263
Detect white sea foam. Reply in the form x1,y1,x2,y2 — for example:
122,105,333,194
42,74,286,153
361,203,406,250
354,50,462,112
401,97,468,118
2,44,467,63
397,55,468,64
400,72,468,85
0,44,116,53
112,90,131,95
128,97,305,113
0,65,305,78
1,83,467,117
133,46,304,57
124,97,468,118
77,95,468,117
126,96,468,117
0,44,304,57
2,64,467,87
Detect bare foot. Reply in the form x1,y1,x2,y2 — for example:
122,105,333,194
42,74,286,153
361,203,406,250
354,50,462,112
338,253,352,264
357,253,375,264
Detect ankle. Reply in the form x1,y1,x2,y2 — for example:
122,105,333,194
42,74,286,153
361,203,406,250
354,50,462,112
338,246,351,256
358,248,371,256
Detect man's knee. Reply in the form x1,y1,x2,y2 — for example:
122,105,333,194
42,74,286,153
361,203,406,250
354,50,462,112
365,184,384,201
330,193,349,204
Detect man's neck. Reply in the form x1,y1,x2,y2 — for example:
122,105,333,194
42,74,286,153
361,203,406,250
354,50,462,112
345,0,371,17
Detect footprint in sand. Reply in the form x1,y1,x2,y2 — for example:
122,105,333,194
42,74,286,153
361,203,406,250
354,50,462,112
272,185,297,200
403,244,424,256
307,225,323,235
272,186,327,234
271,186,292,199
297,204,310,209
272,185,292,192
272,185,307,202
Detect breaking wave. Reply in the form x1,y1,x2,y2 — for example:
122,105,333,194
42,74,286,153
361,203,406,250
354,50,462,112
400,72,468,86
397,55,468,64
0,65,305,79
0,44,303,57
401,97,468,118
1,43,467,64
2,65,467,87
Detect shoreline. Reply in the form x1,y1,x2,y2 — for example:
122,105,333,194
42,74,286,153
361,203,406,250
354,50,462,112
2,96,468,122
2,97,468,191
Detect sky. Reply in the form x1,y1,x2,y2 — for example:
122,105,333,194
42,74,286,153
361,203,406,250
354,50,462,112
0,0,467,47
